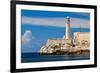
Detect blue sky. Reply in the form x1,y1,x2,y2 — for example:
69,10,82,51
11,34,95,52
21,9,90,53
21,10,90,19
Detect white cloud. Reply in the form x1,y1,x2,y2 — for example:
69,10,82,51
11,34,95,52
21,30,44,52
70,18,90,28
22,30,33,45
22,16,90,28
22,16,66,27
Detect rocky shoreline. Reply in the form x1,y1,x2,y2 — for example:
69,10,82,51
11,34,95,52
40,49,90,56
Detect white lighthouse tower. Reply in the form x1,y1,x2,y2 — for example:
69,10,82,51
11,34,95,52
65,16,70,40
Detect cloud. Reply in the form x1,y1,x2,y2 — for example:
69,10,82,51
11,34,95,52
21,30,44,52
22,16,90,28
22,30,33,45
70,18,90,28
22,16,66,27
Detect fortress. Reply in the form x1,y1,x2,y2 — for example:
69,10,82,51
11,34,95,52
40,16,90,55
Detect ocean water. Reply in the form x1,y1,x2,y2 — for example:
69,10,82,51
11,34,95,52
21,53,90,63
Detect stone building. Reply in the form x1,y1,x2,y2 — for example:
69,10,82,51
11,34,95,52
73,32,90,47
40,38,72,54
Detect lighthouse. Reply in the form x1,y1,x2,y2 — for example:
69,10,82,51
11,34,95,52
65,16,70,40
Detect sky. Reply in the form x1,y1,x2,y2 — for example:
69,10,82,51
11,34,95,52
21,9,90,53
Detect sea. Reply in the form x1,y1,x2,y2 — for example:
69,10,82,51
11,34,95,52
21,53,90,63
